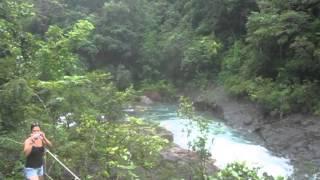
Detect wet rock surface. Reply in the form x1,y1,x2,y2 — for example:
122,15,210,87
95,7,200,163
160,146,216,168
155,125,218,178
155,126,174,142
191,86,320,178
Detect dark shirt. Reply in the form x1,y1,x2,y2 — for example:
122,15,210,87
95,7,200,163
25,146,45,168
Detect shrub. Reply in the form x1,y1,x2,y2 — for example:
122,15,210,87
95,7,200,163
211,162,285,180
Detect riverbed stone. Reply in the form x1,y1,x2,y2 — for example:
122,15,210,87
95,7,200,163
243,118,254,125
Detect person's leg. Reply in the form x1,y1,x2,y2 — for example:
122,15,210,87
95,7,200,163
38,166,44,180
28,176,39,180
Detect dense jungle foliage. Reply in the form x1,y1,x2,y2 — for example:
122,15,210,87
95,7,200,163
0,0,319,179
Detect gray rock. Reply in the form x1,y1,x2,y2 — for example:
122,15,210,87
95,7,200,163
243,118,253,126
156,127,174,142
160,145,217,174
140,96,153,105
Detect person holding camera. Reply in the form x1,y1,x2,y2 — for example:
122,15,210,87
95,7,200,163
23,123,52,180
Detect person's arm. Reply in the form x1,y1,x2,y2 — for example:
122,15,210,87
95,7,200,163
23,137,34,156
40,132,52,147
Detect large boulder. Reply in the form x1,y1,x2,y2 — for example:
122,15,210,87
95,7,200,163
140,95,153,105
155,127,174,142
144,91,162,101
138,145,218,179
194,99,224,119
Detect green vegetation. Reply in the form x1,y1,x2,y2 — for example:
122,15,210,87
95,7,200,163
178,96,212,179
0,1,167,179
220,1,320,115
212,162,285,180
3,0,316,115
1,0,318,178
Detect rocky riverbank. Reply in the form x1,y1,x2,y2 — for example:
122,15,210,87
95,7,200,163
138,125,218,179
190,86,320,179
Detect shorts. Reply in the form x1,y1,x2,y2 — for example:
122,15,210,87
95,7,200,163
24,166,44,179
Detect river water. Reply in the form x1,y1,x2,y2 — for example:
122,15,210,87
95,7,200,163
127,103,294,178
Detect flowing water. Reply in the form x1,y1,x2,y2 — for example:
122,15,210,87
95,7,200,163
127,103,294,178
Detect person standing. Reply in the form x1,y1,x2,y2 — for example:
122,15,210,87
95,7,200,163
23,123,52,180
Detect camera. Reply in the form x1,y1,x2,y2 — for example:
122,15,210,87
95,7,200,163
33,133,42,140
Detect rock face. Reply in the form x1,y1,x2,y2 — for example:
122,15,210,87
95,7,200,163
192,86,320,178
